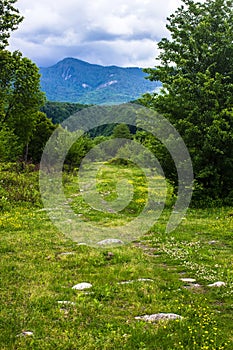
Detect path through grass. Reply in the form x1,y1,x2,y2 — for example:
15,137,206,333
0,164,232,349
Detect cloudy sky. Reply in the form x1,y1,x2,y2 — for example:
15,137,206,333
9,0,183,68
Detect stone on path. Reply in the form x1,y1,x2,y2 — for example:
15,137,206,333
137,278,154,282
208,281,226,287
72,282,92,290
208,240,217,245
97,239,124,246
180,277,202,289
58,301,76,305
180,278,196,283
135,313,182,323
17,331,33,337
59,252,75,257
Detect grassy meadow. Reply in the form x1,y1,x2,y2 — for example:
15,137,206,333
0,162,232,349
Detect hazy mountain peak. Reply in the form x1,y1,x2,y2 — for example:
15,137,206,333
40,57,160,105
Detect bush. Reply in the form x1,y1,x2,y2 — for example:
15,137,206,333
0,162,41,210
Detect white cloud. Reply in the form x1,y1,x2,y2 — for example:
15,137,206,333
9,0,183,67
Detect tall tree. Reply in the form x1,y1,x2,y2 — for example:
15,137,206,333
0,0,23,49
141,0,233,203
0,50,45,160
0,0,46,162
28,112,56,163
112,123,132,139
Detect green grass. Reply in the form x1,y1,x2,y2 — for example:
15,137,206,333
0,162,232,349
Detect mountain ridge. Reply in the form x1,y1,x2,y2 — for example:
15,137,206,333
39,57,160,105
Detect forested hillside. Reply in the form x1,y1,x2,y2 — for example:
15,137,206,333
39,58,161,105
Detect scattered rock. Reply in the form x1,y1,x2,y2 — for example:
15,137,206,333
118,280,135,285
180,278,196,283
184,283,202,290
208,240,217,245
137,278,154,282
59,252,75,257
77,243,87,246
135,313,182,323
57,301,76,305
72,282,93,290
17,331,33,337
97,239,124,246
208,281,226,287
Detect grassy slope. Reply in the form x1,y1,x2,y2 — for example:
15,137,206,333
0,164,232,349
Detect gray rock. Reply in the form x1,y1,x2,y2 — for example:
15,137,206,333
180,278,196,283
208,281,226,287
135,313,182,322
72,282,92,290
17,331,34,337
59,252,75,256
208,240,217,245
137,278,154,282
97,239,124,246
57,301,76,305
118,280,134,285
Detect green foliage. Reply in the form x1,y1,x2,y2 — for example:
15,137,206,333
0,167,232,349
0,162,41,210
140,0,233,204
112,123,132,139
28,112,57,163
0,50,45,159
0,125,22,161
0,2,47,163
89,124,116,138
134,130,177,182
64,133,94,171
0,0,23,49
41,101,89,124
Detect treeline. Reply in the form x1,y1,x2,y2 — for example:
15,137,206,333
139,0,233,205
1,0,233,208
41,101,90,124
0,1,51,163
0,1,89,165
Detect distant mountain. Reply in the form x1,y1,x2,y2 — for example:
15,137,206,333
39,57,161,105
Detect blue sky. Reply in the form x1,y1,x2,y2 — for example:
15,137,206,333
9,0,183,68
